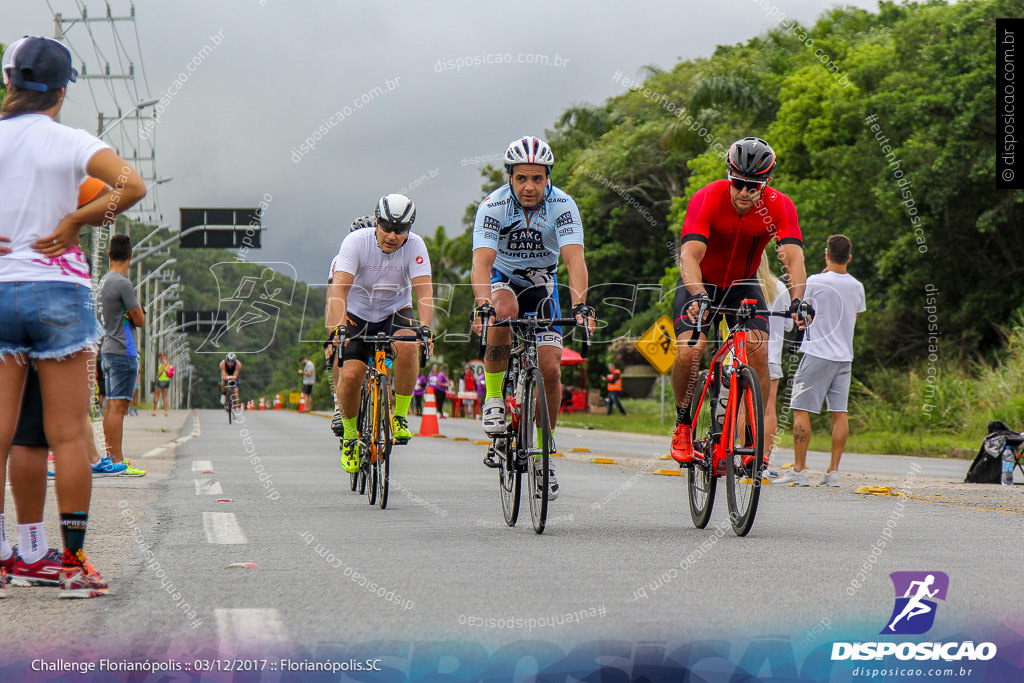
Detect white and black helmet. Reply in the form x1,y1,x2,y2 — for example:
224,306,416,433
504,135,554,173
374,193,416,227
350,215,375,232
226,352,236,362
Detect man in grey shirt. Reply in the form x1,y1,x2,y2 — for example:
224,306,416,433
99,235,146,476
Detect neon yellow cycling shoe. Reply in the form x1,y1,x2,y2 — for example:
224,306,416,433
340,439,360,473
392,416,412,445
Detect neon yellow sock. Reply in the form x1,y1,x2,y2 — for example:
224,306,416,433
535,426,555,451
394,394,411,418
485,371,505,399
342,416,358,440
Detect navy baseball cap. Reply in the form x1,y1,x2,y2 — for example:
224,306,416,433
5,36,78,92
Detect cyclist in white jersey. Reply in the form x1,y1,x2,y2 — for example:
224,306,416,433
326,195,434,473
471,136,595,501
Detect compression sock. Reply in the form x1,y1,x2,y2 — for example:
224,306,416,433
485,371,505,399
342,416,358,441
59,512,88,567
0,514,11,561
676,407,691,425
394,394,412,419
18,523,47,564
535,426,555,447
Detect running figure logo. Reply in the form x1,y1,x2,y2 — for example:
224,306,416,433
199,262,296,354
881,571,949,635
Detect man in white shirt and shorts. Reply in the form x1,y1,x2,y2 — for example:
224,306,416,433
775,234,865,487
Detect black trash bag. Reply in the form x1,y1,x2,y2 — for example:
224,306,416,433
965,421,1024,483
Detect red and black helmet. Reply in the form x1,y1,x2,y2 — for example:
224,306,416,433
726,137,776,179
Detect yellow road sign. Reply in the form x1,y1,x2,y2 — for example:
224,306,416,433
634,315,676,375
289,392,301,404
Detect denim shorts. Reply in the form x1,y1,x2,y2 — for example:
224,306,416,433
102,353,139,401
0,281,103,360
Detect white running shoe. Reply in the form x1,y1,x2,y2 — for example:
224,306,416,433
773,468,809,486
817,471,840,488
482,397,506,436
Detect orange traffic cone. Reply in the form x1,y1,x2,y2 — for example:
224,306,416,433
259,397,266,410
417,389,440,436
274,393,282,410
299,393,307,413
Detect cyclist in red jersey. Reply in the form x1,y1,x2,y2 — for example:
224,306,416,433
670,137,809,464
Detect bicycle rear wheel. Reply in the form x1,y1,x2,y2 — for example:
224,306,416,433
687,370,718,529
375,375,393,510
497,430,520,526
725,365,764,537
523,368,549,535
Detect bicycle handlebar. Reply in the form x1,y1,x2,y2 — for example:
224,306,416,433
687,300,809,347
325,330,431,371
478,314,591,359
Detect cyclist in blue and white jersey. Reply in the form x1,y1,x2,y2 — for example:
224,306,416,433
471,136,595,500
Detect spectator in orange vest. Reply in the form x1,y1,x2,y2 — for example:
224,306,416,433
604,363,626,415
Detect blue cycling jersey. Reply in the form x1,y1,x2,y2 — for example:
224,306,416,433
472,183,584,289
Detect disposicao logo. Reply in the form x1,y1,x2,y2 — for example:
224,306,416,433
831,571,997,662
882,571,948,635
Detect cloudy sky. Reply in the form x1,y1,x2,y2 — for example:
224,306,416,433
3,0,877,283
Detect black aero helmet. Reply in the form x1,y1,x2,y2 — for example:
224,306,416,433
726,137,776,179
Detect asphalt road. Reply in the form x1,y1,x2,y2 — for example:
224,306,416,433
2,409,1022,678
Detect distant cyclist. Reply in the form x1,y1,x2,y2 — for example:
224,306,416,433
471,135,595,501
219,352,241,406
669,137,809,465
326,215,378,435
326,194,434,473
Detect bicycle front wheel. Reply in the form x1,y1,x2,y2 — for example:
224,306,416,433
522,368,550,535
725,365,764,537
374,375,393,510
687,370,718,529
360,381,378,506
497,430,520,526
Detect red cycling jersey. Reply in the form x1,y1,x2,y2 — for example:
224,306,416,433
681,179,802,287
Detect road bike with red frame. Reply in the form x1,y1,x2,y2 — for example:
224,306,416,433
685,298,807,536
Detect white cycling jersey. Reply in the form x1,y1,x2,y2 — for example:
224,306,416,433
330,228,431,322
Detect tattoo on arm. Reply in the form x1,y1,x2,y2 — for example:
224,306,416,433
485,346,510,363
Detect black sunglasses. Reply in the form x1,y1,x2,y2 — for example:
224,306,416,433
378,221,411,235
727,173,768,193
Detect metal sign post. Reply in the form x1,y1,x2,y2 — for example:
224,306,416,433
633,316,676,424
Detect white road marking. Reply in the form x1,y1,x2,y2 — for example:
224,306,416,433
203,512,247,544
215,608,288,656
192,460,213,471
194,479,224,496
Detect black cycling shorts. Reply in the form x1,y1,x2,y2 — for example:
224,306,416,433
672,278,769,339
13,365,46,448
341,307,419,364
490,269,563,343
